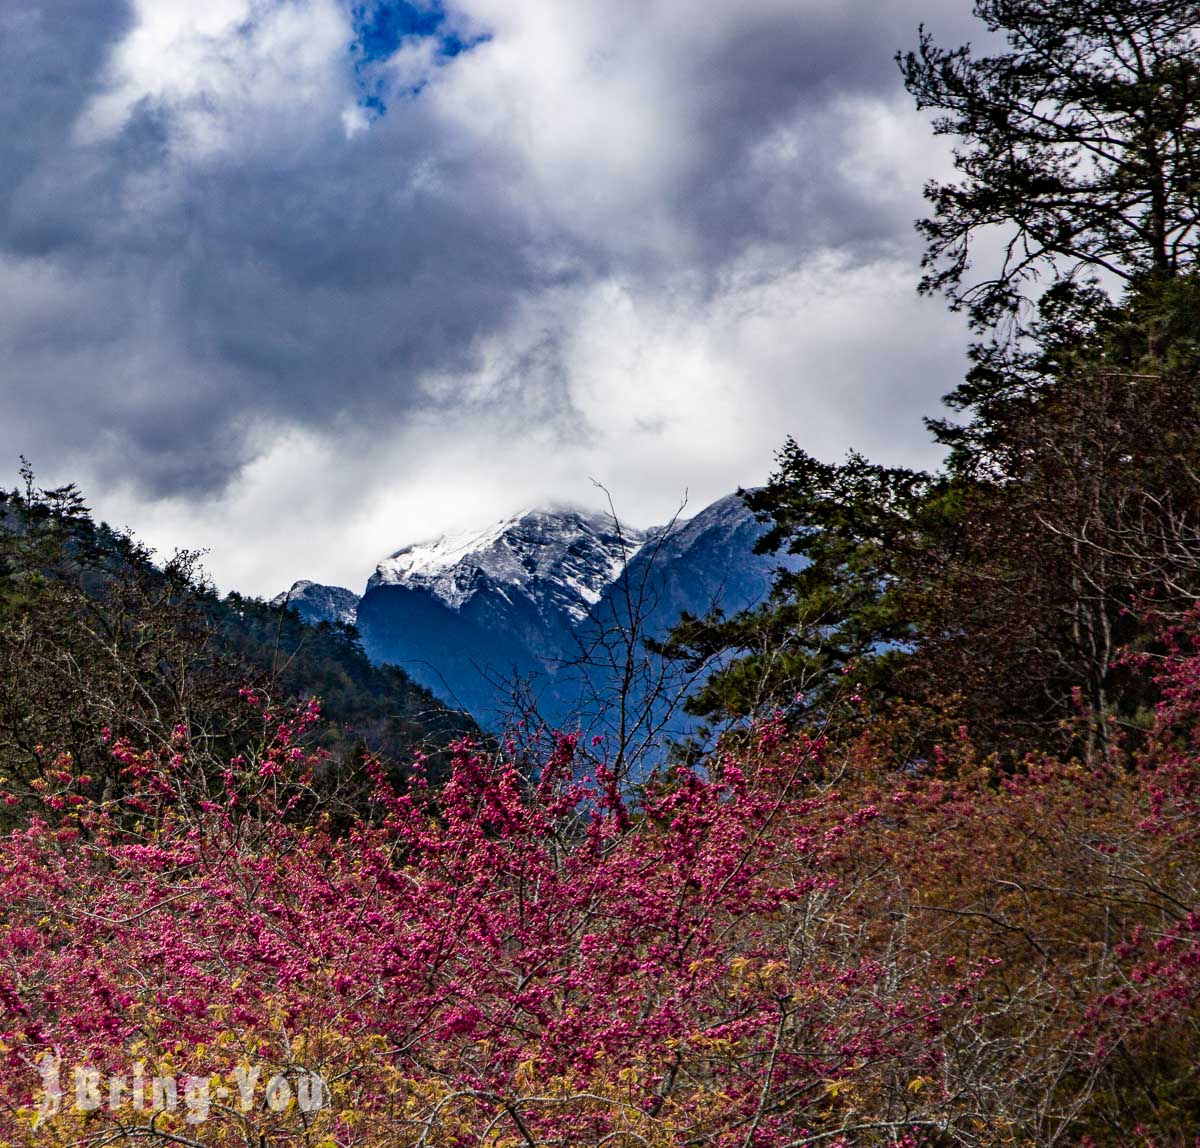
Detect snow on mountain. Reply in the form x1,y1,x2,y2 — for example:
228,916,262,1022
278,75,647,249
270,580,361,627
281,492,791,733
369,507,649,624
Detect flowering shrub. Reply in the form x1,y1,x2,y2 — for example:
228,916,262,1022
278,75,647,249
0,696,1000,1147
4,621,1200,1146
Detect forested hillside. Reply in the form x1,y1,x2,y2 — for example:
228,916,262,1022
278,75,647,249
2,2,1200,1146
0,468,475,825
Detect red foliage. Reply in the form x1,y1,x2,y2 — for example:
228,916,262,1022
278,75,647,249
0,697,988,1146
4,625,1200,1145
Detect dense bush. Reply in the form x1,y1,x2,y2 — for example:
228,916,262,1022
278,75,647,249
1,627,1197,1146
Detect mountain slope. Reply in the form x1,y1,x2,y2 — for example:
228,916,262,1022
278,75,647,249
271,580,361,627
356,508,647,721
0,481,476,827
352,494,787,729
591,492,782,635
371,508,648,623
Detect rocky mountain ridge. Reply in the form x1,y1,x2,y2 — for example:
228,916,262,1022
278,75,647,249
370,507,650,623
275,492,791,728
270,580,361,628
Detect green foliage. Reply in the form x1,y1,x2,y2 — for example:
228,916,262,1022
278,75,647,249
661,1,1200,760
653,449,949,725
899,0,1200,330
665,273,1200,758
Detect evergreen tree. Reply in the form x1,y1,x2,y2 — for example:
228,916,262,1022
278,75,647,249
0,470,474,824
661,4,1200,758
900,0,1200,331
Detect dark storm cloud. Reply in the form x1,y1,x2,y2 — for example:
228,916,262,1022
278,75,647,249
0,0,979,500
0,2,131,204
0,1,542,492
669,2,985,270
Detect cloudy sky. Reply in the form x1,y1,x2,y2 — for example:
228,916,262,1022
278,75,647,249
1,0,982,596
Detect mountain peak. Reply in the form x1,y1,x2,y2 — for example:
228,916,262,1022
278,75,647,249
270,580,361,627
370,505,649,622
350,490,788,730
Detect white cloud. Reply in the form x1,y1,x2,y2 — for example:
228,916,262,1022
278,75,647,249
1,0,978,598
77,0,351,156
96,249,965,598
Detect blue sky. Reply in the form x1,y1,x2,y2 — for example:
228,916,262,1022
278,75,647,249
351,1,487,112
0,0,980,595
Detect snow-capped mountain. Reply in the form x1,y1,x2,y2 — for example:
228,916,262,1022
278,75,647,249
594,492,783,633
345,493,791,725
270,580,361,627
275,492,793,729
370,508,650,624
